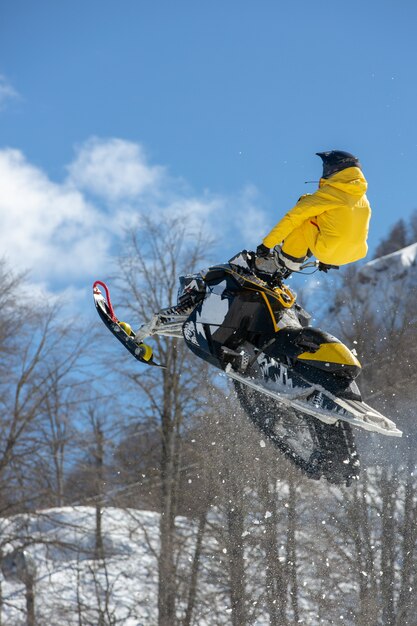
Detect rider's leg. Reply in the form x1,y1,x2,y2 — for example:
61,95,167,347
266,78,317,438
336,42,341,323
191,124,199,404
278,226,311,272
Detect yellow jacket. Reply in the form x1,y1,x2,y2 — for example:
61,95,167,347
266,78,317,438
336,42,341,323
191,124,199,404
263,167,371,265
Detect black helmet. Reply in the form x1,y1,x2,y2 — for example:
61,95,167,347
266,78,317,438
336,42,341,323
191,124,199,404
316,150,362,179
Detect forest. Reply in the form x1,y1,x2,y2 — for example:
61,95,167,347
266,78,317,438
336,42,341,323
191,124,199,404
0,213,416,626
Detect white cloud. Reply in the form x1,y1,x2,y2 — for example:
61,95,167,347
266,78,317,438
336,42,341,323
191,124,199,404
163,195,225,235
0,148,110,284
67,137,164,201
155,185,269,251
0,137,267,302
0,75,19,110
66,138,269,250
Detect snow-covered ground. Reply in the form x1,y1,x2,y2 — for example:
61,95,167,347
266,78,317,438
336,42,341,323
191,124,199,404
357,242,417,322
359,242,417,286
1,507,162,625
1,478,411,625
0,506,260,626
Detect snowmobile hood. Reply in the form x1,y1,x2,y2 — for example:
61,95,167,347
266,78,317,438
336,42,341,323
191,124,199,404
318,167,367,198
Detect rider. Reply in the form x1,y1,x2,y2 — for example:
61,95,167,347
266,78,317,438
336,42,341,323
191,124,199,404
256,151,371,276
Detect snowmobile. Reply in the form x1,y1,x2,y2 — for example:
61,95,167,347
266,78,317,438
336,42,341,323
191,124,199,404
93,250,402,487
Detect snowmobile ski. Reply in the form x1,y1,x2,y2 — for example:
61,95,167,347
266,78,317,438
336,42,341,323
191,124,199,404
93,281,164,368
225,364,402,437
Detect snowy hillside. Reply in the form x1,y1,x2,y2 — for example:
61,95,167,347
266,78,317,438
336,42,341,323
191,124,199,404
0,504,297,626
1,480,415,625
0,506,234,626
1,507,162,625
0,506,268,626
356,242,417,321
359,241,417,288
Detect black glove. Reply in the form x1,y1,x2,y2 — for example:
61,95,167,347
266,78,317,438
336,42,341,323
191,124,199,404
318,262,339,273
256,243,270,258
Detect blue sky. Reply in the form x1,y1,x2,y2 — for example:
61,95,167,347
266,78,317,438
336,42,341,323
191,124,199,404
1,0,417,303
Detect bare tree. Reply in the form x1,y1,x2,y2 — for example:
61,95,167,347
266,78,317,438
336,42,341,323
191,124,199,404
258,466,288,626
313,242,417,625
0,260,91,515
373,219,408,258
113,216,214,626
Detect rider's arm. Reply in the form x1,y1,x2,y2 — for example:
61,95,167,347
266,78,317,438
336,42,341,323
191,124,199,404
262,186,337,249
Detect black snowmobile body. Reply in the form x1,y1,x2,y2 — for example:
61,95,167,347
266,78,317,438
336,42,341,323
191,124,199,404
181,256,363,485
183,262,361,396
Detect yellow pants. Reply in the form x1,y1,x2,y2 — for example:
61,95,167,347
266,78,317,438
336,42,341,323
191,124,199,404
281,220,319,263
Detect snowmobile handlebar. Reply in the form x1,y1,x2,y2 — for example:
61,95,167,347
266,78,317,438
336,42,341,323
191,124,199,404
267,249,339,274
299,260,340,272
231,250,339,283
